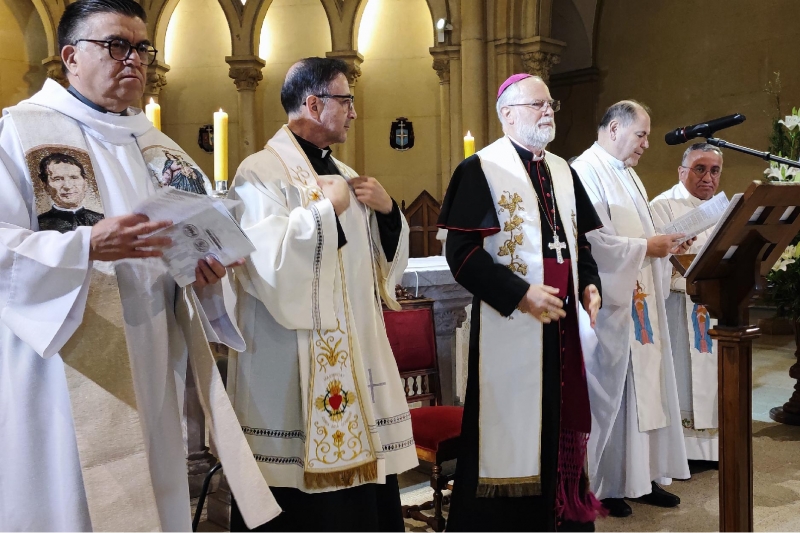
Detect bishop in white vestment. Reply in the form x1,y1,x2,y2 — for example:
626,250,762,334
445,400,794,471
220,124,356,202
651,142,724,462
227,58,417,532
572,101,690,517
0,2,278,531
439,74,605,532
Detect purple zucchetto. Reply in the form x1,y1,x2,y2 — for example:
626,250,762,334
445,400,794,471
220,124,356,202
497,73,532,99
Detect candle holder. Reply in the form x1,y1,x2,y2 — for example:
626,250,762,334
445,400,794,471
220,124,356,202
211,180,228,199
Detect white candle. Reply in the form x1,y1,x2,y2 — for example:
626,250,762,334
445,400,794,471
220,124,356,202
213,109,229,182
464,131,475,158
145,98,161,130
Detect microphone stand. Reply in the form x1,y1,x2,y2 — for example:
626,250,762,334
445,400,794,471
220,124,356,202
706,136,800,169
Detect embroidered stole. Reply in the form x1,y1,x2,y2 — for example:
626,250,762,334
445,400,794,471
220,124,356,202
263,125,382,488
476,137,580,497
8,103,279,530
581,148,669,432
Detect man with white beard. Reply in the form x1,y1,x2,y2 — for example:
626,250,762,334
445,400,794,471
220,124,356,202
571,101,691,518
438,73,605,531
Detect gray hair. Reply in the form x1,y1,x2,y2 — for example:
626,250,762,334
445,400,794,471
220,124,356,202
496,75,545,124
682,142,724,165
598,100,651,131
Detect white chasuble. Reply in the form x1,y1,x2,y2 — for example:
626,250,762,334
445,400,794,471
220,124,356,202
651,183,718,460
229,125,417,492
0,80,278,531
474,137,581,496
572,143,688,499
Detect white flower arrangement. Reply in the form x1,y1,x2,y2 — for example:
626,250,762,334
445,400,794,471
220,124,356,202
764,161,800,181
764,107,800,181
772,244,800,272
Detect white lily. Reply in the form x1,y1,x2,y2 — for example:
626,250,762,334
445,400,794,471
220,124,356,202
773,245,797,272
764,161,800,181
779,114,800,131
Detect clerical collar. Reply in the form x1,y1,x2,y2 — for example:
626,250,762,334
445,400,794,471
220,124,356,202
291,131,332,161
51,203,85,214
591,142,626,171
67,85,127,116
508,136,545,162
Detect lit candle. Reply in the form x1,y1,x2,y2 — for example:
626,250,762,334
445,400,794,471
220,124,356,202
145,97,161,131
464,130,475,158
214,108,229,183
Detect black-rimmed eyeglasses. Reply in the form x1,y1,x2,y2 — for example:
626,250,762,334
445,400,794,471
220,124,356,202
680,165,722,178
505,99,561,112
74,38,158,66
303,94,356,111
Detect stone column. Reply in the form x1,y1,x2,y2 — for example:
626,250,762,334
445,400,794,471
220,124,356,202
448,48,463,176
142,60,170,106
460,0,488,150
519,37,566,83
431,50,451,198
226,56,266,162
42,55,68,88
325,50,363,169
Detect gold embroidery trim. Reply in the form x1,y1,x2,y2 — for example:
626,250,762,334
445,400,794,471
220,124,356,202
497,191,528,275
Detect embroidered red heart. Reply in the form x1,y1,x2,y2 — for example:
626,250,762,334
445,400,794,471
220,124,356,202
329,393,343,411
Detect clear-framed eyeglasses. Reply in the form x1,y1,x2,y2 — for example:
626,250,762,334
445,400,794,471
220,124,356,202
74,38,158,66
506,99,561,112
680,164,722,178
315,94,356,111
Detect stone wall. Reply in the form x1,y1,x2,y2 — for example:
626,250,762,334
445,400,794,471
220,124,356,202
0,0,47,109
552,0,800,198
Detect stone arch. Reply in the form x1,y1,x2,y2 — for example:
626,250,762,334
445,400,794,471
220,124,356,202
352,0,447,52
30,0,58,56
550,0,594,73
249,0,275,56
151,0,181,55
1,0,50,105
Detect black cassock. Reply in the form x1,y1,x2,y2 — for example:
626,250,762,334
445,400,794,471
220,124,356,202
229,132,405,533
438,142,603,532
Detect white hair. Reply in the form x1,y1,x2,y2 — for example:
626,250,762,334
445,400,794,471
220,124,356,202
495,75,545,126
682,142,724,165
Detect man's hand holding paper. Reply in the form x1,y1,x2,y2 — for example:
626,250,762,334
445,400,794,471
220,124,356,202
134,187,255,287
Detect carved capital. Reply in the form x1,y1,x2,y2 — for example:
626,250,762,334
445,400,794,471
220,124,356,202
225,55,266,91
144,60,171,97
42,55,68,88
518,37,565,83
430,46,459,85
325,50,364,86
521,51,561,82
432,58,450,84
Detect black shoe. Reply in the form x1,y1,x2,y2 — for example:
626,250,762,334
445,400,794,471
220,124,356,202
636,481,680,507
600,498,632,517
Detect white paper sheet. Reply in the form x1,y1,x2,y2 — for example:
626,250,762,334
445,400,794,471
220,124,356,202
658,191,730,243
135,187,256,287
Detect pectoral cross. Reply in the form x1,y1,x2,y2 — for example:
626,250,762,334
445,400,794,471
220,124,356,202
367,369,386,403
549,234,566,264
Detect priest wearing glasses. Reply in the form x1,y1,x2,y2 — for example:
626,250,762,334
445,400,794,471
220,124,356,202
226,57,416,531
0,0,278,530
438,73,605,532
651,143,724,464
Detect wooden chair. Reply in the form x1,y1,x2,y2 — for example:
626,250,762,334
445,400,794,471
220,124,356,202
402,190,442,257
383,288,463,532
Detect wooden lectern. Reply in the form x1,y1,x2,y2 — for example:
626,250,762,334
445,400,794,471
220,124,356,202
672,181,800,531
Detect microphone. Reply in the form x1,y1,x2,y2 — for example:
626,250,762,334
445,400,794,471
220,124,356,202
664,114,746,145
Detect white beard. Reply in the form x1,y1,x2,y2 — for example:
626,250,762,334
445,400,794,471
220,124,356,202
517,117,556,151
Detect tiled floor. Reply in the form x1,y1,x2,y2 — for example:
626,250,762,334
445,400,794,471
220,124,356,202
195,324,800,531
